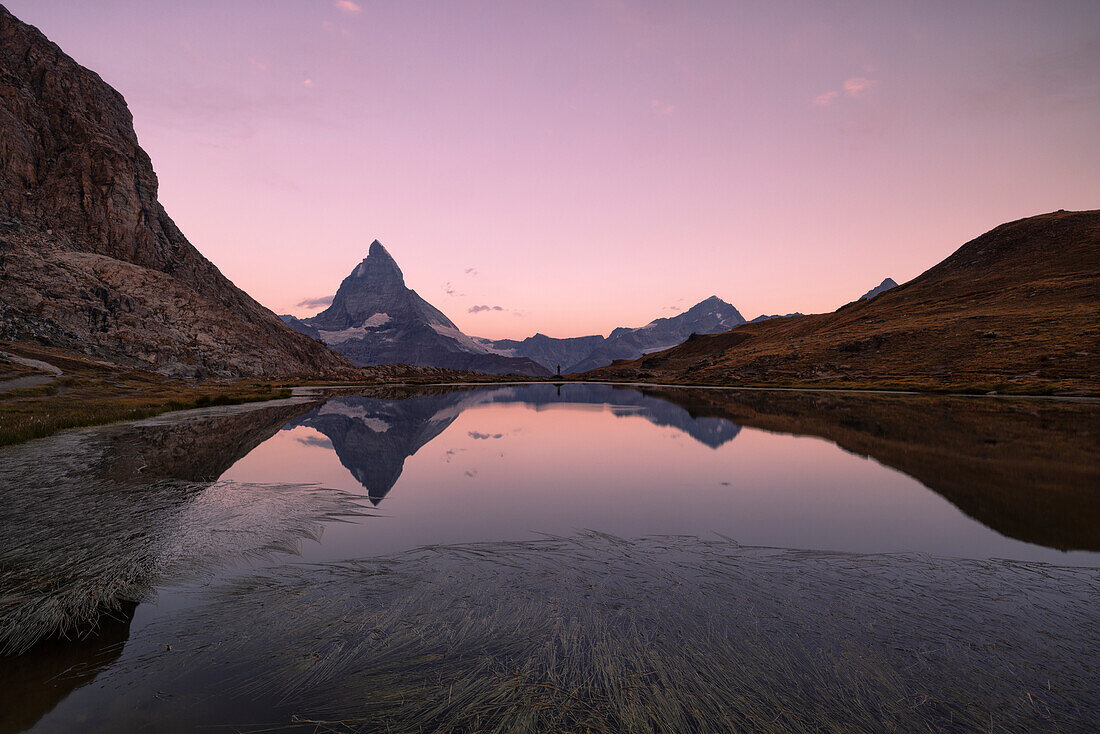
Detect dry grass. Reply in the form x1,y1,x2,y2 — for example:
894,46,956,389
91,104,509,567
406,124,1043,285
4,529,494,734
62,534,1100,733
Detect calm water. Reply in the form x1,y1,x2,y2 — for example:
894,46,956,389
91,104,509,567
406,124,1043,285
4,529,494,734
219,384,1097,564
1,384,1097,732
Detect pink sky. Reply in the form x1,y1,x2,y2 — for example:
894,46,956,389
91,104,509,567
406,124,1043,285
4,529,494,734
8,0,1099,339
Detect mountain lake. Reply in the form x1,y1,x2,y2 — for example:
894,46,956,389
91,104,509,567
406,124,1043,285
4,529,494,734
1,383,1097,732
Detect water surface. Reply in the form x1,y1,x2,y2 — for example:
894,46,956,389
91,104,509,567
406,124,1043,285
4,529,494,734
1,384,1096,732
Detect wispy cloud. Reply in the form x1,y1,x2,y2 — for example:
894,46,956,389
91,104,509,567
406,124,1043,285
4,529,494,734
296,295,333,309
248,57,268,72
468,304,504,314
468,431,503,440
842,77,877,96
813,76,878,106
464,267,478,276
303,78,314,87
651,99,676,115
444,282,466,297
334,0,361,12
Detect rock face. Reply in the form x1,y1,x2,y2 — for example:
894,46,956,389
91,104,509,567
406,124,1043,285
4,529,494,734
482,296,746,374
283,242,549,376
0,6,351,377
859,278,898,301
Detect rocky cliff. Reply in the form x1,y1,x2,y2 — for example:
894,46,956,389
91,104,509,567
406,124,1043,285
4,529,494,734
0,6,352,377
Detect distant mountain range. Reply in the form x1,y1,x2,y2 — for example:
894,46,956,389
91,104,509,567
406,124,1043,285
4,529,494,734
281,241,903,376
280,242,548,376
477,296,747,374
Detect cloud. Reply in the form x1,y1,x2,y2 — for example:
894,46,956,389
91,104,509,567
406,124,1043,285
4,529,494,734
812,77,878,107
334,0,361,12
464,267,478,276
444,282,466,297
842,77,877,96
296,295,334,309
651,99,676,115
663,305,684,312
468,431,503,440
468,305,505,314
303,78,314,87
296,435,333,448
248,57,268,72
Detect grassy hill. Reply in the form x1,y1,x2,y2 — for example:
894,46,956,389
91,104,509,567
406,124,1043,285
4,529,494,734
587,210,1100,394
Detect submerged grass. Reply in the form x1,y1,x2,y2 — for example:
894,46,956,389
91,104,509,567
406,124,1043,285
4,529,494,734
0,400,368,656
95,534,1100,733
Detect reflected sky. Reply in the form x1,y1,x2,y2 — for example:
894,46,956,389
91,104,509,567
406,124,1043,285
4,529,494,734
222,385,1099,565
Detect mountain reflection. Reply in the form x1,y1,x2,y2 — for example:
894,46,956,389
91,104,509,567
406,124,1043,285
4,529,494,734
291,384,1099,553
287,384,742,504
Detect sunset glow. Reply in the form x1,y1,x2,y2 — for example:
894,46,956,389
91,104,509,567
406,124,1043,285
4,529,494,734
7,0,1099,339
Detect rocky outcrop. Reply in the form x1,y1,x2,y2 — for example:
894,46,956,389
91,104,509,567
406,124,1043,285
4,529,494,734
285,241,549,376
0,6,352,377
859,278,898,301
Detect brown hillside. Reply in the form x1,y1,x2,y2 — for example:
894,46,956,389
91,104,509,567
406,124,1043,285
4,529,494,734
0,5,351,378
588,210,1100,393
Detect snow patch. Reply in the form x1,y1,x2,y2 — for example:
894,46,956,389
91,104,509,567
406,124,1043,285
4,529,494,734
317,313,392,345
430,322,491,354
470,337,517,357
318,402,391,431
362,313,391,327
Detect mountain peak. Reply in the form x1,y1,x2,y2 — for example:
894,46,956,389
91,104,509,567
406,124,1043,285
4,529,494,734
683,296,739,318
859,278,898,301
348,240,403,281
368,239,392,259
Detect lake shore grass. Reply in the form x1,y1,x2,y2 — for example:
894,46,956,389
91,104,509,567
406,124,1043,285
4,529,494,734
0,343,299,447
